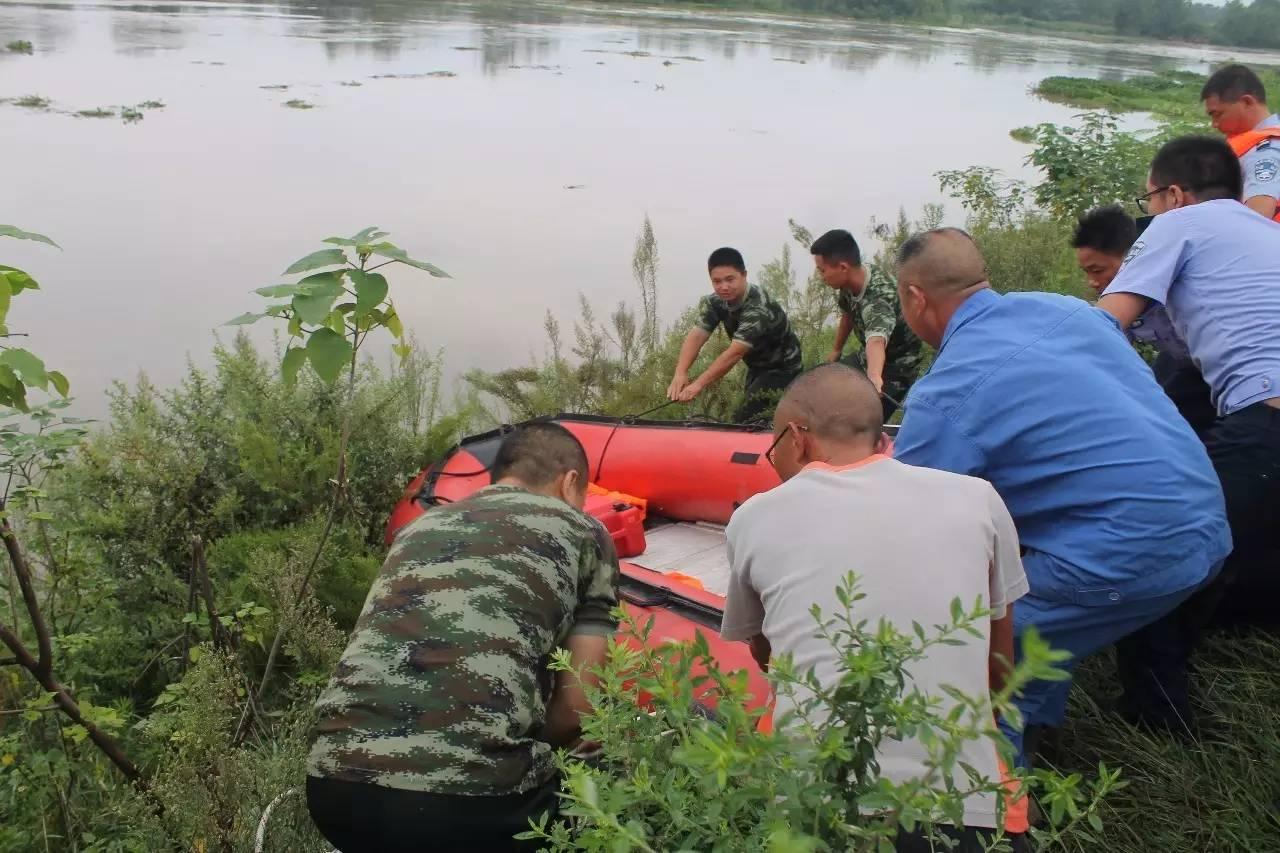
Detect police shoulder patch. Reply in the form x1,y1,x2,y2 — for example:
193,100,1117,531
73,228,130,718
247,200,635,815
1122,239,1146,267
1254,158,1279,183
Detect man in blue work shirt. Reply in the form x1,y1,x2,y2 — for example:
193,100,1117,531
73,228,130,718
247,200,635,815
892,228,1229,765
1099,135,1280,635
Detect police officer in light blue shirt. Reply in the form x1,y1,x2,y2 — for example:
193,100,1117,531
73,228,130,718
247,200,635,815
1200,64,1280,222
1100,134,1280,635
1072,206,1215,434
892,228,1229,766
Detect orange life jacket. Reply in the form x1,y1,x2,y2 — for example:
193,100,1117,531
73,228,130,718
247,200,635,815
1228,127,1280,223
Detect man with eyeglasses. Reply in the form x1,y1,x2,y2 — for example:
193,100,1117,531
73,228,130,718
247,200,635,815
723,363,1029,853
890,228,1229,762
1098,135,1280,684
1072,206,1215,436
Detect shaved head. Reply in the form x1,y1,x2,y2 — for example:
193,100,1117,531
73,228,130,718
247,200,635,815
895,227,991,349
896,228,987,295
775,363,883,444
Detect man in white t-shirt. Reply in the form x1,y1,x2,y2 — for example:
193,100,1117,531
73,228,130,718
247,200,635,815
721,364,1029,851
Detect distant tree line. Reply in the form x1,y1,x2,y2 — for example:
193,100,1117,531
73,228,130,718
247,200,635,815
625,0,1280,50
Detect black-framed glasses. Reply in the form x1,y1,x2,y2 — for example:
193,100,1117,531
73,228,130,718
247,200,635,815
1135,186,1171,215
764,423,809,468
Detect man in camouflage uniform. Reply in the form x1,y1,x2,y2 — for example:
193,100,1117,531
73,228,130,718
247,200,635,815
667,246,803,424
306,422,619,853
811,229,925,421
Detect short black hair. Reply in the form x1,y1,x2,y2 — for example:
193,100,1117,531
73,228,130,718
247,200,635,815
1072,205,1137,257
1201,64,1267,105
491,422,589,488
1150,135,1243,203
707,247,746,273
809,229,862,266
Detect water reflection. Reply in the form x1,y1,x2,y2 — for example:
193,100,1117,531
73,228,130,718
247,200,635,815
0,0,1245,80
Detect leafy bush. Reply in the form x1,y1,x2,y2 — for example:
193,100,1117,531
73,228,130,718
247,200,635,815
524,576,1120,852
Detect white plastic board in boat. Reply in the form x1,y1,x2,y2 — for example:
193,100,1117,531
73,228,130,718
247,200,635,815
631,522,731,597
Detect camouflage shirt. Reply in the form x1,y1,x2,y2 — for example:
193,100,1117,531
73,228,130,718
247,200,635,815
308,485,620,797
697,285,803,376
835,264,924,382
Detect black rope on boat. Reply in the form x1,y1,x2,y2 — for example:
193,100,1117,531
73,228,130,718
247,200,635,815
594,400,680,485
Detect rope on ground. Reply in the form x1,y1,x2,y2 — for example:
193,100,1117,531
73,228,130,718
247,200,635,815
255,786,301,853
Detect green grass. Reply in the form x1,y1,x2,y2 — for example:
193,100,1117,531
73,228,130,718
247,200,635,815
1034,67,1280,122
13,94,50,109
6,40,34,54
76,107,115,119
1059,632,1280,851
283,99,315,110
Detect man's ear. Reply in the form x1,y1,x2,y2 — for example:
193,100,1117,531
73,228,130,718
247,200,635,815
1169,185,1190,210
906,283,925,310
791,422,810,464
560,469,585,508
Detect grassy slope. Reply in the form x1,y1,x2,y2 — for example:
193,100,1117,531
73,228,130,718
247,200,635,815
1020,65,1280,851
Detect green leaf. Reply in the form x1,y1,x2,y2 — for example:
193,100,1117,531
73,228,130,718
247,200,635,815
0,267,37,295
0,278,11,328
305,327,353,384
287,314,302,338
28,511,53,521
225,312,264,326
0,349,48,390
323,227,389,247
281,346,307,386
384,308,404,339
367,242,451,277
283,248,347,275
253,283,303,298
352,226,388,242
291,272,344,325
350,270,389,318
0,225,59,248
47,371,68,397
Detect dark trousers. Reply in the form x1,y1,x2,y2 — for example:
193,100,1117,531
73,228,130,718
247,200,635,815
306,774,559,853
838,353,914,422
896,826,1028,853
1152,352,1216,437
736,366,800,424
1116,402,1280,727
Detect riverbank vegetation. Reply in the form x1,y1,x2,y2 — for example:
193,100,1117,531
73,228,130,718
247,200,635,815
3,64,1280,851
1033,66,1280,123
606,0,1280,50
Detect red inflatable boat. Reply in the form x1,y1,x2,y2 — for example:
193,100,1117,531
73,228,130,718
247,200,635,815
385,413,898,717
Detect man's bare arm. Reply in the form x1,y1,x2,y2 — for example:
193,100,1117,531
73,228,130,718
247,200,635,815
668,328,710,400
748,634,771,672
541,633,610,747
989,607,1015,696
864,335,888,392
1095,292,1151,331
827,313,854,362
679,340,752,401
1245,195,1279,220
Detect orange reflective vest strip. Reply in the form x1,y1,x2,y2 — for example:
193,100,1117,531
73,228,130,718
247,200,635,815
1228,128,1280,223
